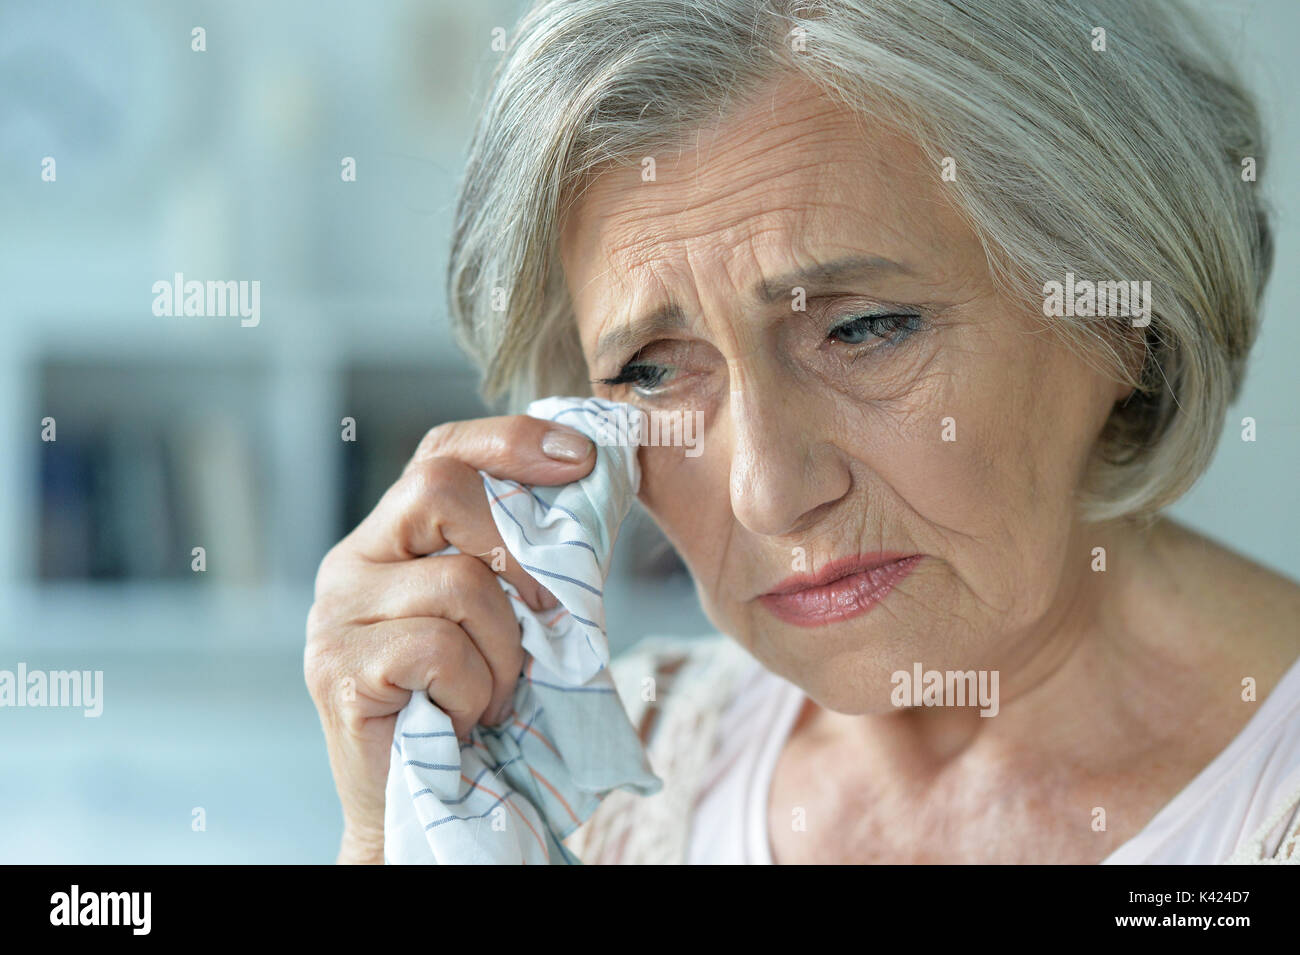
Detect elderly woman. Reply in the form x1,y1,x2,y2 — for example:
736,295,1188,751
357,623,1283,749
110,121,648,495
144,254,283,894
305,0,1300,864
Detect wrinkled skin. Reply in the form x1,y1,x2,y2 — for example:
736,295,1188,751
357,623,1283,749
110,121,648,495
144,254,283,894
561,76,1300,862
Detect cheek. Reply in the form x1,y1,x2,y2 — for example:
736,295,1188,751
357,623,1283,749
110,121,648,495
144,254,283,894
635,444,730,568
873,327,1111,623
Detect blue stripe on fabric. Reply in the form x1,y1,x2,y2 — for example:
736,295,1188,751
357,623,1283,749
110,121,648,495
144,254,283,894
424,792,511,830
546,406,601,423
527,677,617,694
403,760,460,771
484,479,538,548
582,628,602,661
419,763,521,806
520,562,602,596
475,712,544,747
525,487,583,526
511,706,543,745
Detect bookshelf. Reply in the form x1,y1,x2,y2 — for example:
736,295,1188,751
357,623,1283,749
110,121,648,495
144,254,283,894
1,300,713,654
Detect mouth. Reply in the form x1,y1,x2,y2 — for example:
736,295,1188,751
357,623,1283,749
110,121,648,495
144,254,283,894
757,553,922,627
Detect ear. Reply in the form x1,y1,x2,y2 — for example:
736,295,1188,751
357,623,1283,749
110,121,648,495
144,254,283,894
1112,323,1148,403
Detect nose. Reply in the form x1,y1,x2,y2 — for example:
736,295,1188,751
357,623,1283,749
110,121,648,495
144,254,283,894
725,361,851,538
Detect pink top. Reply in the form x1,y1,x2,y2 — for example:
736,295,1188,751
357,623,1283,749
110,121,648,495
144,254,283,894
686,652,1300,864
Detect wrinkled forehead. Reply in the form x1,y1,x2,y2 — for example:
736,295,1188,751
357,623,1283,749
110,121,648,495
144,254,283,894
557,79,977,342
559,80,908,272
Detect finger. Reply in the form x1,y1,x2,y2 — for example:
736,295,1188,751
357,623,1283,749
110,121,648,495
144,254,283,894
343,456,558,609
406,415,597,484
358,617,496,740
400,415,594,584
337,554,526,720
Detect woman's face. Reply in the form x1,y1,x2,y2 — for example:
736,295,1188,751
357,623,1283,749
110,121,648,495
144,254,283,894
561,77,1125,713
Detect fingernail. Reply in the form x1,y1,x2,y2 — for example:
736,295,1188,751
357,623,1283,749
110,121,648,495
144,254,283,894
541,429,592,462
538,587,558,609
492,702,513,725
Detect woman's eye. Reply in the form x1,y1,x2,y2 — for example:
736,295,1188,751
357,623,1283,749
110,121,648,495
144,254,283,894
595,314,921,395
595,362,673,396
828,312,924,347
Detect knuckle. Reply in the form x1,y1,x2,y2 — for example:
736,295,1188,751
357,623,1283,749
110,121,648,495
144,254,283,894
302,635,340,702
308,568,347,624
391,460,473,552
414,421,458,463
401,456,469,507
409,625,499,732
305,599,328,639
435,552,494,593
435,556,511,621
495,417,535,456
419,624,468,688
313,544,344,600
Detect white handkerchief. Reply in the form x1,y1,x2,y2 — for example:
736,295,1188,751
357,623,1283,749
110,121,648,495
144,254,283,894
384,396,662,864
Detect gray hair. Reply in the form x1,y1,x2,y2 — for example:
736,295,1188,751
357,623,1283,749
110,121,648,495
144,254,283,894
446,0,1272,521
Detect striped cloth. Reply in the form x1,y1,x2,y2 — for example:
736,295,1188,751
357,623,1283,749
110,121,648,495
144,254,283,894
383,396,662,864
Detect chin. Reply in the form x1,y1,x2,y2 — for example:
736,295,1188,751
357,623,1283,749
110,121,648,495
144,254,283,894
740,616,912,710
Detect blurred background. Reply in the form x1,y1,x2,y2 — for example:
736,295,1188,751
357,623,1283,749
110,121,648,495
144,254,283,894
0,0,1295,862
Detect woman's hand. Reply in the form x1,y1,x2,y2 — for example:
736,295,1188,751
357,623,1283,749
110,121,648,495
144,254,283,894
304,415,596,864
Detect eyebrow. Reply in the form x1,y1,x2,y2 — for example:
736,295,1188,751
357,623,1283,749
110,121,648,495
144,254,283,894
593,254,912,364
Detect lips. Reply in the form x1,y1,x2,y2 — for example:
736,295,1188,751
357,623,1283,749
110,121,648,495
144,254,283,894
758,553,922,627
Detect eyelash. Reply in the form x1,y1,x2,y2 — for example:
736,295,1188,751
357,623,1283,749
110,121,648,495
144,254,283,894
596,362,671,392
594,312,925,395
828,312,924,347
